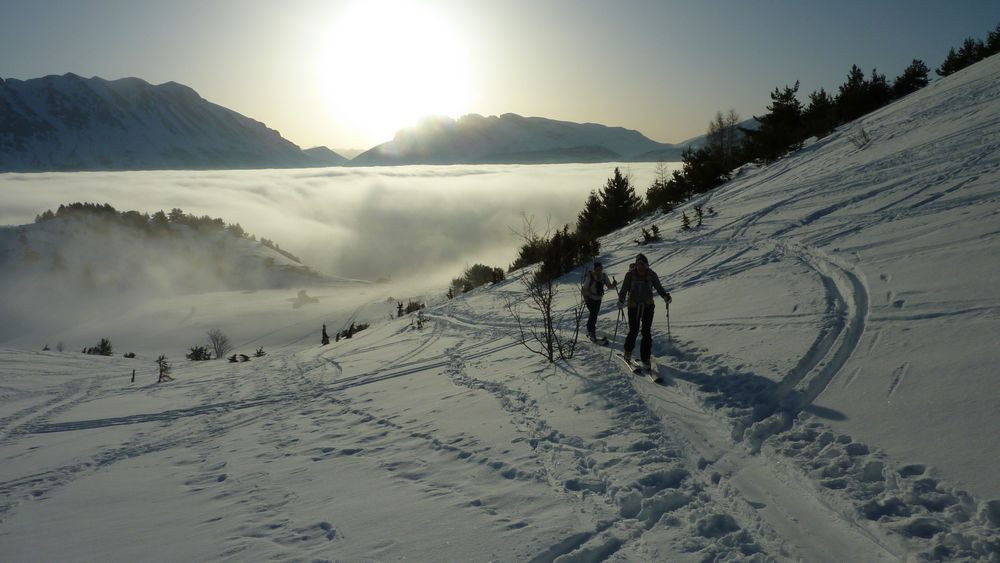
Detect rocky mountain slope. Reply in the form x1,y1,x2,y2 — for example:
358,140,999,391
353,113,683,165
0,74,346,171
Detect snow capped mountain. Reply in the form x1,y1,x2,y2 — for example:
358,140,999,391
0,74,345,172
352,113,682,165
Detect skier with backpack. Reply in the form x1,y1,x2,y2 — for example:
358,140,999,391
617,253,671,372
581,261,617,343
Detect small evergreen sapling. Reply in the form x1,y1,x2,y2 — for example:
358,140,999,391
681,212,692,231
84,338,114,356
156,355,173,383
638,224,662,245
186,346,211,361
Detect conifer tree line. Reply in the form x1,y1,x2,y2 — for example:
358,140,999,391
646,20,1000,214
937,22,1000,77
446,164,646,296
462,20,1000,294
34,202,300,263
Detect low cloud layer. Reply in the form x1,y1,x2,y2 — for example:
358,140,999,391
0,163,669,284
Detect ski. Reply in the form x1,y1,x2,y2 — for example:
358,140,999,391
640,357,664,384
587,335,611,346
615,353,663,384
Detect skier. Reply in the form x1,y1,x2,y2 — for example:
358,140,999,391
580,261,617,342
617,253,671,371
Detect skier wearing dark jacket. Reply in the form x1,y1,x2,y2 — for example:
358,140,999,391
580,261,616,341
617,253,671,369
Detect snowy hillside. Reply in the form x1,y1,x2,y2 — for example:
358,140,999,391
0,74,343,172
352,113,681,165
2,57,1000,561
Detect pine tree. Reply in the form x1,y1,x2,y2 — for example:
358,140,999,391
156,355,172,382
837,65,869,123
577,169,642,239
168,208,185,223
867,68,892,109
186,346,211,361
95,338,113,356
576,190,604,238
892,59,930,98
681,212,691,231
988,22,1000,56
744,82,805,162
803,88,838,138
937,37,987,76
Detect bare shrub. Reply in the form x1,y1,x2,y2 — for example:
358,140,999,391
849,127,872,149
207,329,232,360
503,273,584,363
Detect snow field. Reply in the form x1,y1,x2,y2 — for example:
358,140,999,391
3,54,1000,561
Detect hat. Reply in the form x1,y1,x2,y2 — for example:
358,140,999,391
635,253,649,265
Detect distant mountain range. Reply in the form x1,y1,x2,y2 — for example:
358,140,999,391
352,113,685,166
0,73,346,172
1,74,691,171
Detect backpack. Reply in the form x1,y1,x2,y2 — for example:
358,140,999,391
582,270,604,297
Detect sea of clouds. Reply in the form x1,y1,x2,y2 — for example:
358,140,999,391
0,163,672,284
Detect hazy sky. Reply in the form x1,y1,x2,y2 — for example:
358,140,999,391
2,0,998,150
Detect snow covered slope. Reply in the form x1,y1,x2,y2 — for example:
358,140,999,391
352,113,681,165
2,57,1000,561
0,74,338,171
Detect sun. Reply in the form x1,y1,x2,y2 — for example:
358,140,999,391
317,1,473,145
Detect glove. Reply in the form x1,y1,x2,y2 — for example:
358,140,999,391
664,293,672,305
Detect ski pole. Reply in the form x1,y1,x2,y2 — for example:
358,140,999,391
666,302,672,343
610,306,622,361
610,287,623,361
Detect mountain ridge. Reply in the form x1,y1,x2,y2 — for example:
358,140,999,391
1,73,688,170
352,112,685,165
0,73,348,172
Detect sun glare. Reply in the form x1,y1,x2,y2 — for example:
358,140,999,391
317,1,473,145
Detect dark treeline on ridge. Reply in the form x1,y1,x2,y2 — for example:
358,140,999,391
35,202,300,263
447,20,1000,299
645,20,1000,214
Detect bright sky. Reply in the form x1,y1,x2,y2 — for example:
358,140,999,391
2,0,998,151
